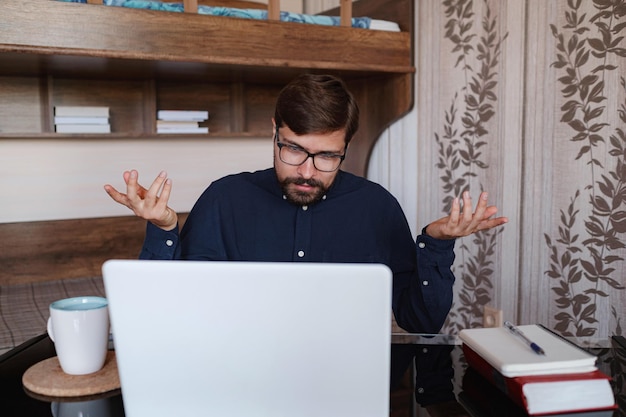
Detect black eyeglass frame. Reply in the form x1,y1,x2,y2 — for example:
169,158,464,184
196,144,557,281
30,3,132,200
274,130,347,173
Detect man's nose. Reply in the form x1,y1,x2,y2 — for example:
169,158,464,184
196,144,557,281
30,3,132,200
297,156,317,178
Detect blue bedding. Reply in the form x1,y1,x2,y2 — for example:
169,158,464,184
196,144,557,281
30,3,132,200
58,0,374,29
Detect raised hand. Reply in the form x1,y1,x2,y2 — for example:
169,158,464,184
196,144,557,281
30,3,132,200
103,170,178,231
425,191,508,240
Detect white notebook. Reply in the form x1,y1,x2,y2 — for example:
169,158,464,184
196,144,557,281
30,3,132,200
459,324,597,377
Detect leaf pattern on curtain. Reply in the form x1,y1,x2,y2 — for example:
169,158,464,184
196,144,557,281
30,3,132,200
434,0,508,333
545,0,625,338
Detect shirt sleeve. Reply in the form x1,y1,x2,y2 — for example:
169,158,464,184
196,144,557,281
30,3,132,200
393,227,456,334
138,221,181,260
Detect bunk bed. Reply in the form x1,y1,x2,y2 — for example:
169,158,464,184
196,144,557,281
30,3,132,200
0,0,415,287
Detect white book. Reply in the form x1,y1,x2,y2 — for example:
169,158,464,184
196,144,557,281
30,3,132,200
55,124,111,134
156,120,200,129
157,110,209,121
54,116,110,125
54,106,110,117
157,127,209,134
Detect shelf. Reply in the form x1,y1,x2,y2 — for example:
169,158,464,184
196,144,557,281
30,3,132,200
0,0,415,176
0,75,279,138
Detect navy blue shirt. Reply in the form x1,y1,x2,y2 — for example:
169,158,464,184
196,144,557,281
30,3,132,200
140,168,455,333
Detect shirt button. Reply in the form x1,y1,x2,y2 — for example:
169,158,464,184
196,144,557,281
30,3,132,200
282,195,287,200
302,205,308,211
417,387,424,394
418,242,426,249
422,347,428,354
297,250,305,258
422,281,429,286
165,239,174,247
322,195,327,200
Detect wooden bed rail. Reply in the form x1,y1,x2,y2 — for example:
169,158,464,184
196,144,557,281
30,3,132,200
339,0,352,27
0,213,188,285
84,0,354,26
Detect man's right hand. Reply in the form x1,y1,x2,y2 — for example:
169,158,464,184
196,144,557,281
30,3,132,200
104,170,178,231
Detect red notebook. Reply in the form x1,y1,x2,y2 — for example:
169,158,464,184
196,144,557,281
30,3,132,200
462,344,616,415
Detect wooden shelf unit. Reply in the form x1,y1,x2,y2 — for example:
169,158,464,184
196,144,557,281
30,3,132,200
0,0,414,176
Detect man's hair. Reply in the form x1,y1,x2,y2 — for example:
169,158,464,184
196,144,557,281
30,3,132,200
274,74,360,145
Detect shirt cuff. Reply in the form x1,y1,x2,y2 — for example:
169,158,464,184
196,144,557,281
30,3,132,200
416,226,456,266
139,221,179,260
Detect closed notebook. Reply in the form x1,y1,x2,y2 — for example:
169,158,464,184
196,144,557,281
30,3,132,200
459,325,597,377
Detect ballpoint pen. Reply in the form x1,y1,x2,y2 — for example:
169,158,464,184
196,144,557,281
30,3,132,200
504,321,546,355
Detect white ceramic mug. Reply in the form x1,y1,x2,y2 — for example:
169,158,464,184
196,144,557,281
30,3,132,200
47,296,109,375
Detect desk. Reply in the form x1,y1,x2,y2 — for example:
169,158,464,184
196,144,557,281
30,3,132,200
394,334,625,417
0,334,623,417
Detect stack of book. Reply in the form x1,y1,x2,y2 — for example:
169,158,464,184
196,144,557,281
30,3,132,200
458,324,617,416
54,106,110,133
156,110,209,134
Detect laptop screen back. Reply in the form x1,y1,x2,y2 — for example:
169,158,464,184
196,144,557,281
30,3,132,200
102,260,392,417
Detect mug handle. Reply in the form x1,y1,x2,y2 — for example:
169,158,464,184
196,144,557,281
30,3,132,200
47,317,55,342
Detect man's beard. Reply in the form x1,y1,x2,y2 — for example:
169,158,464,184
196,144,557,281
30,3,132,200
280,177,327,205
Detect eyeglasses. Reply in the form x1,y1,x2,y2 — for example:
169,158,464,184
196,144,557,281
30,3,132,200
275,131,346,173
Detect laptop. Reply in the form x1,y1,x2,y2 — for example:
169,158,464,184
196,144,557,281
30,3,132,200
102,260,392,417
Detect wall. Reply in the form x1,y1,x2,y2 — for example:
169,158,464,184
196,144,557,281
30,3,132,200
0,139,270,223
252,0,302,13
370,0,625,339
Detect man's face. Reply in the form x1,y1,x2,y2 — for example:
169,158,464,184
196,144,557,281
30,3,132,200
273,124,347,206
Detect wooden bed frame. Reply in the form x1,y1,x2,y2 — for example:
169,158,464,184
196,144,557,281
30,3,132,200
85,0,355,26
0,0,415,285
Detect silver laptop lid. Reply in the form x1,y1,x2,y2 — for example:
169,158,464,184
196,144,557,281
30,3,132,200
102,260,392,417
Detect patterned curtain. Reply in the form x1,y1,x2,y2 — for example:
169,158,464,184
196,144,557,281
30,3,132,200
313,0,626,340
